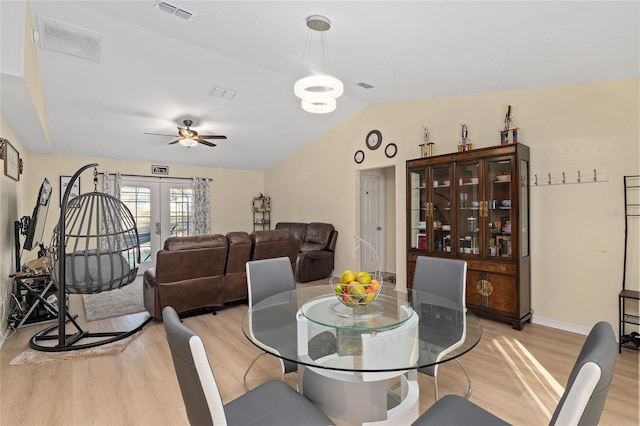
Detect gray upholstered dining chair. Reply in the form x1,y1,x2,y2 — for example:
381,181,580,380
243,257,298,391
162,306,335,426
412,255,470,401
411,321,617,426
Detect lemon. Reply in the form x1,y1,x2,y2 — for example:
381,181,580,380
340,270,355,284
364,291,376,304
355,271,372,285
348,282,366,297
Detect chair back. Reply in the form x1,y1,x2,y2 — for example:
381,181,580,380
413,256,467,376
550,321,617,426
412,256,467,306
246,257,296,307
162,306,226,426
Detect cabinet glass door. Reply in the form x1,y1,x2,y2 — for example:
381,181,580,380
409,169,426,249
457,162,480,256
520,159,529,257
487,159,514,259
432,166,453,254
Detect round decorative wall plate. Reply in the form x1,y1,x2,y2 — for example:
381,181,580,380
354,150,365,164
385,143,397,158
365,130,382,150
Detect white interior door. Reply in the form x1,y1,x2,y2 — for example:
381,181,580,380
360,172,385,273
119,178,193,273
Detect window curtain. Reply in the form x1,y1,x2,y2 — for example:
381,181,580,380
191,178,211,235
101,171,122,248
102,171,121,199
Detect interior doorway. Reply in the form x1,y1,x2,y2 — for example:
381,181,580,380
359,167,396,274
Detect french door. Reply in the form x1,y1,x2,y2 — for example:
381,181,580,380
119,178,193,273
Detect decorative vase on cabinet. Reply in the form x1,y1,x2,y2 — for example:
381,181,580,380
406,144,531,330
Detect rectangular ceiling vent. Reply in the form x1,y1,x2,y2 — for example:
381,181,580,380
155,1,195,21
37,15,102,62
356,82,375,89
210,87,237,100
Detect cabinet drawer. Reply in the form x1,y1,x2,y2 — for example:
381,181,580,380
467,260,516,275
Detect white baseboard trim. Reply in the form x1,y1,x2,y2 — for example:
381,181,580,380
532,315,601,338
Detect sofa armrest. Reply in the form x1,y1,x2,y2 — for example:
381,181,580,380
143,267,160,318
328,230,338,252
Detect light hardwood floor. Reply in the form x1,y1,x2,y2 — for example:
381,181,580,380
1,292,638,426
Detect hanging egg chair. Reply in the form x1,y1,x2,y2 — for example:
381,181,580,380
31,163,152,352
49,189,139,294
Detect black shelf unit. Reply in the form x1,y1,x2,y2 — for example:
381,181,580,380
252,196,271,231
619,175,640,352
9,273,63,329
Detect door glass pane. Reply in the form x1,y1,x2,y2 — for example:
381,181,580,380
409,170,426,250
120,185,152,262
520,160,529,257
488,160,512,258
432,166,452,253
169,187,193,237
458,163,480,256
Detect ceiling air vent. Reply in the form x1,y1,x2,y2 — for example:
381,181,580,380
210,87,237,100
37,15,102,62
356,82,375,89
155,1,195,21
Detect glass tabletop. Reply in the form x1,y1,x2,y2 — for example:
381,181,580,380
241,285,482,373
301,293,414,331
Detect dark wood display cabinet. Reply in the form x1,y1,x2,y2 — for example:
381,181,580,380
407,144,531,329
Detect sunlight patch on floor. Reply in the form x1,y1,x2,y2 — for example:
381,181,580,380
491,336,564,420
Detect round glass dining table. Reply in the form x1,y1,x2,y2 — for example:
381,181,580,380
241,285,482,424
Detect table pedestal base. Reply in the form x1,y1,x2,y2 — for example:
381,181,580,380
298,356,419,425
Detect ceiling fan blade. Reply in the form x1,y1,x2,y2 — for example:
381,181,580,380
198,135,228,139
168,139,181,145
144,132,176,137
197,140,217,147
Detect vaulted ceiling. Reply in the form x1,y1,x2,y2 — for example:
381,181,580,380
4,1,639,171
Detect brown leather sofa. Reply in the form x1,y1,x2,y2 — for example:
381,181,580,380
143,229,298,318
275,222,338,283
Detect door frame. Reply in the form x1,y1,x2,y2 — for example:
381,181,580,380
359,169,388,274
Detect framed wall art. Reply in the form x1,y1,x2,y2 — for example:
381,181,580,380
3,139,20,181
60,176,81,206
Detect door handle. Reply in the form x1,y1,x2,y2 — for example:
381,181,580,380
377,226,382,231
155,222,161,235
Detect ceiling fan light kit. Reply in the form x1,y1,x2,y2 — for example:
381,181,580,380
179,138,198,148
145,119,227,148
294,15,343,114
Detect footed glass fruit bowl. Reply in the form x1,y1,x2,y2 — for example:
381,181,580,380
329,272,383,308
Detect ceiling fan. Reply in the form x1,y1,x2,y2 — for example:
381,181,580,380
144,119,227,147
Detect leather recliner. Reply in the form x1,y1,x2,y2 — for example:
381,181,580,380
143,235,228,318
250,229,299,277
143,230,300,318
224,231,253,304
275,222,338,283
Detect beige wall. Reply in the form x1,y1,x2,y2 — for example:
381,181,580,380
24,154,264,246
266,78,640,332
0,116,28,335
